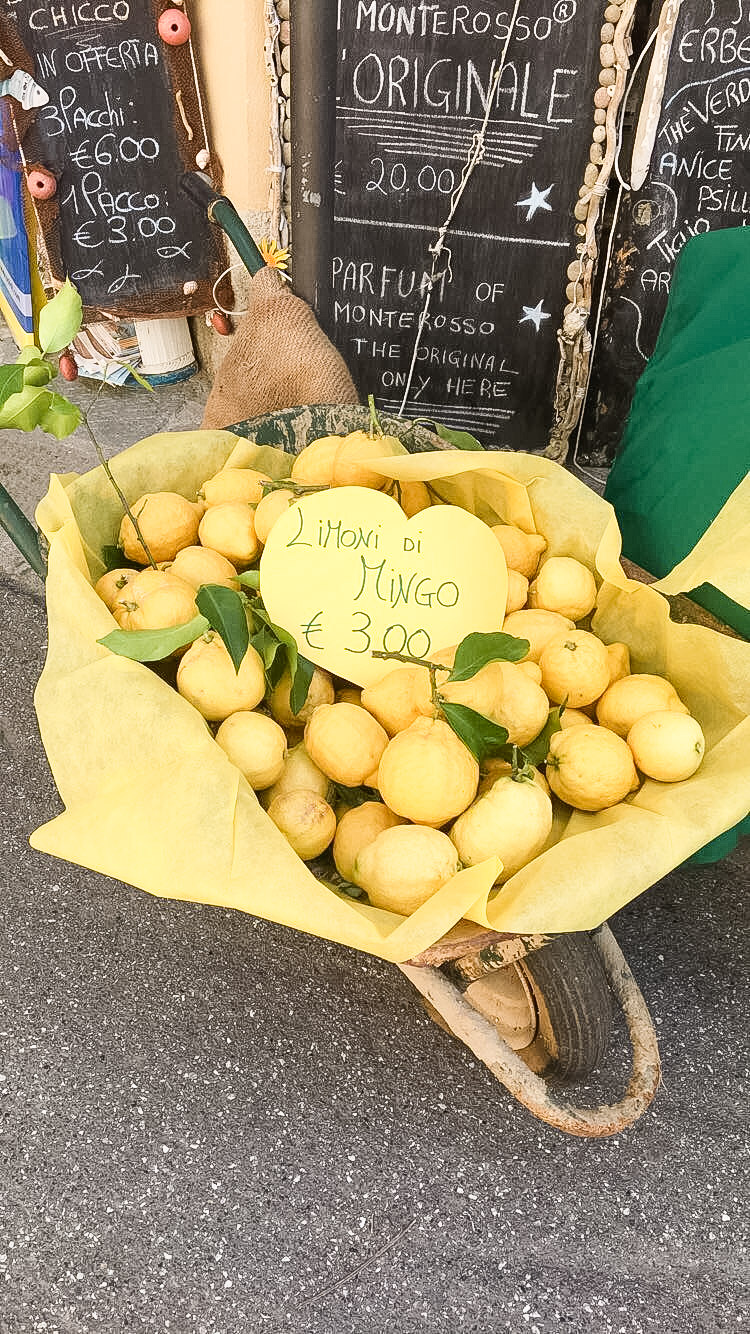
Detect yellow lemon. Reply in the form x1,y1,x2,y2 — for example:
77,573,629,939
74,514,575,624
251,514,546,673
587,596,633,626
528,556,598,621
290,435,342,486
333,801,404,883
163,545,240,591
331,430,400,489
397,480,432,516
111,569,197,633
268,666,335,727
377,717,478,826
558,706,594,729
198,502,260,567
262,741,331,808
539,629,611,708
441,660,549,747
354,824,461,915
254,489,296,543
606,641,631,686
505,568,529,614
119,492,202,564
176,632,265,721
200,467,271,507
450,774,553,883
267,789,336,860
478,758,550,798
305,702,389,787
94,567,139,610
215,711,288,789
501,609,576,662
491,524,547,579
546,724,638,811
627,711,705,783
596,673,689,738
361,666,429,736
517,660,543,685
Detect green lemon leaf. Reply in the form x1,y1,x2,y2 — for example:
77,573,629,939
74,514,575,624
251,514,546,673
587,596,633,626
439,700,509,763
448,631,531,682
522,704,566,768
98,613,209,662
0,385,52,431
37,392,83,439
415,419,484,451
0,364,26,407
237,569,261,590
101,544,128,572
195,583,249,673
38,279,83,355
290,654,315,715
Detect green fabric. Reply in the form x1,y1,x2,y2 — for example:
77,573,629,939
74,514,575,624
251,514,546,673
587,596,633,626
604,228,750,863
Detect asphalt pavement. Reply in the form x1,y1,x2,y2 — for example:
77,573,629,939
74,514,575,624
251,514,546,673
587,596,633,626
1,328,748,1334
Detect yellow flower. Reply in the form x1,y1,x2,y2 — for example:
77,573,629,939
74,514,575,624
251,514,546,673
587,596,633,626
258,238,290,272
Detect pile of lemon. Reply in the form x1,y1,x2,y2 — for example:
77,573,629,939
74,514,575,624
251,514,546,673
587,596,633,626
94,431,706,918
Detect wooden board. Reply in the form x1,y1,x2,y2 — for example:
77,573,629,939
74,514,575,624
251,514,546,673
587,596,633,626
0,0,229,318
303,0,637,453
579,0,750,465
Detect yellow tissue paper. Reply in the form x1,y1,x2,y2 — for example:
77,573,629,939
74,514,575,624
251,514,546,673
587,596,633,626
30,431,750,963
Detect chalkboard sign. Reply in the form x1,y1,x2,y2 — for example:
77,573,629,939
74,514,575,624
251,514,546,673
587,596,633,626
0,0,228,318
579,0,750,464
294,0,636,452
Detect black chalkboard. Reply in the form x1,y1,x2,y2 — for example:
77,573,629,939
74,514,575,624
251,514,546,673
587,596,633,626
295,0,633,451
0,0,227,318
580,0,750,464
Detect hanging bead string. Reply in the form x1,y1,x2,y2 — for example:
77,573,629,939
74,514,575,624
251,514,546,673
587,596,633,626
570,21,662,484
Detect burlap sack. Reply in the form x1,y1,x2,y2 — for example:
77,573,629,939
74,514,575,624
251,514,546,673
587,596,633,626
201,268,359,428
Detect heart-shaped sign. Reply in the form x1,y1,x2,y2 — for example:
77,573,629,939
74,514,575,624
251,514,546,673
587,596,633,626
259,487,508,687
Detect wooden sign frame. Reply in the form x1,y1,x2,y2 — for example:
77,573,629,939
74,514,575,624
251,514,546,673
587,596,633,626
0,0,230,320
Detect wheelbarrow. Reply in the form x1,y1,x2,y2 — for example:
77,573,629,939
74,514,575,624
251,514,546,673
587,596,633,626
4,193,746,1138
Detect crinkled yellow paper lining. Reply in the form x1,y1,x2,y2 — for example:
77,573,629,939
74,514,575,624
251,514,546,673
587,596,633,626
30,432,750,962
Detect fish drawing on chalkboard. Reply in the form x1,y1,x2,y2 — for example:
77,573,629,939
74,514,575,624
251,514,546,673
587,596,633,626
0,69,48,110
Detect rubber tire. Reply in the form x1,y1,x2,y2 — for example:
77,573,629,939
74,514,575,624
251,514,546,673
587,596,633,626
514,932,613,1083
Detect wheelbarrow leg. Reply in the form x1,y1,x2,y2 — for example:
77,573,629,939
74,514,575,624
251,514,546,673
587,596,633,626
398,924,661,1138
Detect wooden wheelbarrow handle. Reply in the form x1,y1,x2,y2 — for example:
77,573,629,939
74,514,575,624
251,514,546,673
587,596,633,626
398,923,661,1138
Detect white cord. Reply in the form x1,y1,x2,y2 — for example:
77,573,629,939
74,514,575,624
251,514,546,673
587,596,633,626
614,24,660,190
397,0,522,417
212,259,253,316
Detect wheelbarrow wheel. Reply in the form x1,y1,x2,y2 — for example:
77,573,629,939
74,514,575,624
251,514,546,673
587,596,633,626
461,933,613,1083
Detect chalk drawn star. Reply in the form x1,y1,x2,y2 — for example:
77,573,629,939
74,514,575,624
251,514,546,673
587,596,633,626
516,182,554,221
519,300,551,332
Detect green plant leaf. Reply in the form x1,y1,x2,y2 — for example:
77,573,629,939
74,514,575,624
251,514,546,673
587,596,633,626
38,279,83,355
113,359,154,392
100,544,128,572
290,654,315,715
0,385,52,431
416,419,484,451
0,364,26,407
522,704,566,768
439,700,509,763
15,346,45,365
448,631,531,682
238,569,261,590
98,613,209,662
195,583,249,673
37,392,83,439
